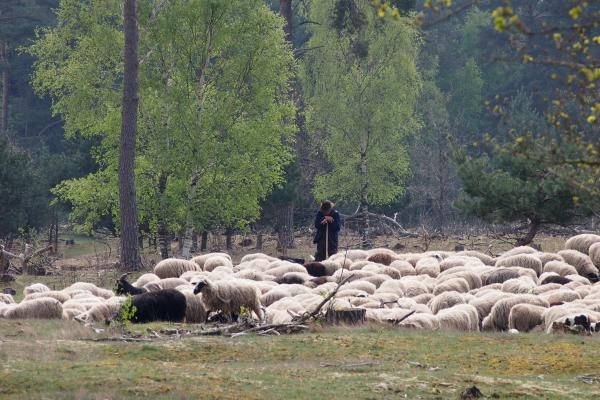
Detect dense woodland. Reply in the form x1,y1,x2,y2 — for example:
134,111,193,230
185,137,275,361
1,0,599,262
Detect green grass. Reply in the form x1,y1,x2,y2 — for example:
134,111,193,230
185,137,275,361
1,320,599,399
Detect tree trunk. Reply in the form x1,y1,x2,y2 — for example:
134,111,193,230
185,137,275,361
191,230,198,254
280,0,293,43
180,175,199,259
256,232,263,250
200,231,208,252
225,228,233,252
53,215,58,255
118,0,141,270
157,171,170,259
277,203,295,252
359,150,371,249
516,219,540,246
1,41,9,134
436,128,446,234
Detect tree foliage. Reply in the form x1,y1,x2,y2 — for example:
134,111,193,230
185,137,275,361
27,0,296,237
302,0,422,208
454,92,587,243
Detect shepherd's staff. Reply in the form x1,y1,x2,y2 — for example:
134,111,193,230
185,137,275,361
325,222,329,260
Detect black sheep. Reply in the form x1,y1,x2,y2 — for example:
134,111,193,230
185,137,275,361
305,262,328,277
128,289,187,323
540,275,572,285
115,274,148,295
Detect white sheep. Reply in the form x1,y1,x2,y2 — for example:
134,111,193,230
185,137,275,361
154,258,201,279
194,278,262,321
4,297,63,320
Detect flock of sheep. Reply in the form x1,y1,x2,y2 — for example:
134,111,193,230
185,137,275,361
2,233,600,334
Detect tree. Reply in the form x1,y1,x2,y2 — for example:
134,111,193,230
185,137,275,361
0,137,47,238
118,0,141,269
301,0,422,247
453,92,588,245
28,0,296,256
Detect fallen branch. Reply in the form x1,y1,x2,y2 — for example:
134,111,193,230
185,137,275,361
392,310,416,325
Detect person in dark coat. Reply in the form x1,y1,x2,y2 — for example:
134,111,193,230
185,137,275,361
313,200,341,261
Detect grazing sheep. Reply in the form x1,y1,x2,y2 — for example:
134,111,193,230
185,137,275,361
370,292,400,306
457,251,495,265
432,277,470,296
81,301,125,323
266,264,307,279
388,260,416,276
260,288,292,306
440,256,483,272
194,278,262,321
533,283,562,294
240,253,276,263
116,274,148,295
415,257,440,278
332,269,374,283
341,249,370,261
542,304,600,333
501,277,537,294
537,252,564,266
437,271,482,291
180,291,207,323
304,261,337,277
361,274,390,288
557,250,600,280
495,254,542,277
412,293,434,305
23,283,51,296
543,260,579,277
483,294,549,331
192,253,232,269
336,289,369,298
483,268,521,285
437,304,479,331
367,252,394,266
24,291,70,303
154,258,201,279
565,234,600,255
575,285,593,298
469,290,509,322
398,253,423,267
129,289,187,323
277,272,310,285
429,291,466,314
540,275,571,285
508,304,546,332
203,256,234,272
376,280,405,297
132,273,160,288
398,313,440,330
499,246,538,258
158,277,189,290
343,280,377,295
0,293,15,304
540,288,580,304
589,242,600,267
234,269,266,281
5,297,63,320
67,282,114,299
375,266,402,280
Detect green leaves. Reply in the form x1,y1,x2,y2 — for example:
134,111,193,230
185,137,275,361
28,0,296,235
302,0,421,207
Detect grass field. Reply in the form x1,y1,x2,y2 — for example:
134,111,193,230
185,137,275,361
1,320,599,399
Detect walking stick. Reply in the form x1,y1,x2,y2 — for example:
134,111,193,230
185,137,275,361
325,223,329,260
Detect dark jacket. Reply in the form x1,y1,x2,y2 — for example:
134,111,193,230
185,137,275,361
313,209,341,247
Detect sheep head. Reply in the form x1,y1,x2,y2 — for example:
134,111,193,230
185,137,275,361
193,279,208,295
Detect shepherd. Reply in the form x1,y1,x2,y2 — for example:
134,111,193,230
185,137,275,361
313,200,341,261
